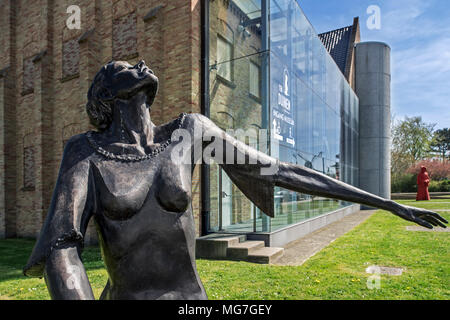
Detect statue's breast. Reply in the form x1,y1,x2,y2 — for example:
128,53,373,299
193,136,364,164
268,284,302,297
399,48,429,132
154,160,191,213
91,160,156,220
91,156,191,220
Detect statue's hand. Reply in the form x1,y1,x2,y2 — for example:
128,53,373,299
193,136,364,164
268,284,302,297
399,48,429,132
394,205,448,229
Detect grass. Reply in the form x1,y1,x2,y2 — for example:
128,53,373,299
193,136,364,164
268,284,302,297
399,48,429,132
0,199,448,300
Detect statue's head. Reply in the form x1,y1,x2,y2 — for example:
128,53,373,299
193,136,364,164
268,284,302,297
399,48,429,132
86,60,159,131
421,166,427,173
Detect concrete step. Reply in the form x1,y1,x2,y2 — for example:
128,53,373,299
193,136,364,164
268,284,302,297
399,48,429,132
226,241,265,260
196,234,246,259
196,234,285,265
246,247,285,264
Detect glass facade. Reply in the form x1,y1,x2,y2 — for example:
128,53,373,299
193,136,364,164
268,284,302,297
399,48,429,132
207,0,359,233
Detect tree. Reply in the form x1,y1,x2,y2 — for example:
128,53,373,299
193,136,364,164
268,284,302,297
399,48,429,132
406,159,450,181
430,128,450,161
391,116,435,178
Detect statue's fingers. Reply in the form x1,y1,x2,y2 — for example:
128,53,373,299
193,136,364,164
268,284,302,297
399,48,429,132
435,219,447,228
418,209,448,224
422,216,439,227
429,212,448,224
424,215,447,228
414,217,433,229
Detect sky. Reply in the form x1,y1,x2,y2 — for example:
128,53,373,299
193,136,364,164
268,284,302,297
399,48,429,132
298,0,450,130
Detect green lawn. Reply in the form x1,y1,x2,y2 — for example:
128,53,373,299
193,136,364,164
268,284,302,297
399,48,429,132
0,199,448,300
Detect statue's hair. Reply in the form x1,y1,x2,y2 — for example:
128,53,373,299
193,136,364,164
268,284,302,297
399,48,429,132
86,63,115,131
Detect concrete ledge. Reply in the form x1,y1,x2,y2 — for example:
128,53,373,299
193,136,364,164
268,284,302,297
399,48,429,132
392,192,450,200
247,204,361,247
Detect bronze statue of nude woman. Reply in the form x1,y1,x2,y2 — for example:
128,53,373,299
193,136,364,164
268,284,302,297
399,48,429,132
23,60,447,300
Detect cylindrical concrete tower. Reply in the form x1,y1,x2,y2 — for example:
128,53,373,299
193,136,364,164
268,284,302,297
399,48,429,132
355,42,391,200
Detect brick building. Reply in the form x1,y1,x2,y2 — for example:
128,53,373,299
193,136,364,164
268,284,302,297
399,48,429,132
0,0,391,247
0,0,203,241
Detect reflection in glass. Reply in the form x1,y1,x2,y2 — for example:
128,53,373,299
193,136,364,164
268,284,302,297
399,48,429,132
268,0,359,228
249,61,261,98
217,36,233,81
208,0,359,233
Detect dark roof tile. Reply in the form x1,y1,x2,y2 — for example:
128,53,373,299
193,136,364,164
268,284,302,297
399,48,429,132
318,25,353,76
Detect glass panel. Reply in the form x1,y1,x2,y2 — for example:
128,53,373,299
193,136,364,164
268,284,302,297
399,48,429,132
220,169,233,229
268,0,359,228
233,0,262,19
249,60,261,97
312,95,325,159
292,4,313,86
209,49,269,233
217,36,233,81
209,0,263,68
210,53,266,130
312,37,325,100
207,0,360,233
209,164,220,232
269,51,296,156
294,78,313,156
325,107,337,162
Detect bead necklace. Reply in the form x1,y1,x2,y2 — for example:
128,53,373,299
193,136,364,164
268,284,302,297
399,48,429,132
86,113,186,162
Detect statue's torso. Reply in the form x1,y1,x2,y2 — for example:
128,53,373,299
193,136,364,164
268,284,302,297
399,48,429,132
87,133,206,300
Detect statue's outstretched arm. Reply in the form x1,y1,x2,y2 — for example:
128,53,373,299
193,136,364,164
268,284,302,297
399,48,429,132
275,162,447,229
192,114,447,229
23,134,95,299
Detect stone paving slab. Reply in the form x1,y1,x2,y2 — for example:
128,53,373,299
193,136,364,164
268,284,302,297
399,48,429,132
405,226,449,232
274,210,376,266
366,265,404,276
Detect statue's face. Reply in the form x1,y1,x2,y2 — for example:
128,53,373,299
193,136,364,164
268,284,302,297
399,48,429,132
107,60,159,106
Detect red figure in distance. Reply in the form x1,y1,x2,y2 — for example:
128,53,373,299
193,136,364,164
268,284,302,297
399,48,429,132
416,166,431,201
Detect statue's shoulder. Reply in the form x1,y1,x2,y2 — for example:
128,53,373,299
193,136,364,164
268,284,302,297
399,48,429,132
183,113,206,122
62,132,95,160
181,113,214,128
158,112,203,132
157,113,218,138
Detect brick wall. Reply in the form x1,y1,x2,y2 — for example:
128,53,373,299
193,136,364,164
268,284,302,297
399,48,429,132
112,11,138,60
0,0,202,240
62,38,80,80
0,0,18,238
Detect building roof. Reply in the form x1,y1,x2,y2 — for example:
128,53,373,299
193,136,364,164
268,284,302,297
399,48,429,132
319,25,353,74
318,17,360,83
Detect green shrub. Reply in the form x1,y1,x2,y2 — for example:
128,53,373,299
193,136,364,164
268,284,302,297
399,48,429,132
392,174,450,193
428,179,450,192
391,174,417,193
